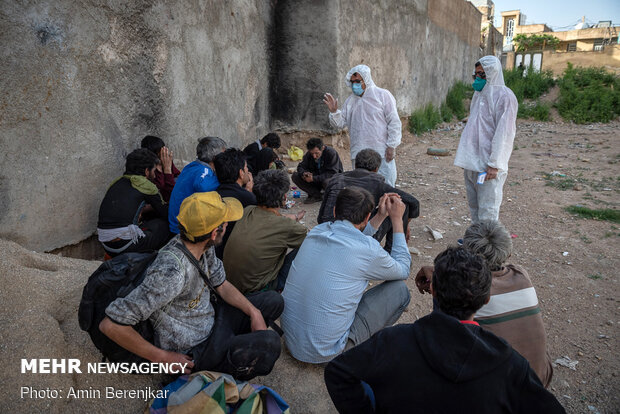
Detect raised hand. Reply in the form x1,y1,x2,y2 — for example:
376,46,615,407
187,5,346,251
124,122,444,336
160,146,173,174
323,93,338,113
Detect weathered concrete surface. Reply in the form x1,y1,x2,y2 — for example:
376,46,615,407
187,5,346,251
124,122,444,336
0,1,274,251
338,0,480,112
1,0,482,252
272,0,482,130
271,0,340,131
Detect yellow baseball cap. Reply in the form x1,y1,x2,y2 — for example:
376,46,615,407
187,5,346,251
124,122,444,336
177,192,243,241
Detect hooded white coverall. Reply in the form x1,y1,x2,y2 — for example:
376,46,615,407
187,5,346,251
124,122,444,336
329,65,402,186
454,56,518,223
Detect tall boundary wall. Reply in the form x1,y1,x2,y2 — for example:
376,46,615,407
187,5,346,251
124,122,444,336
0,0,481,252
272,0,481,130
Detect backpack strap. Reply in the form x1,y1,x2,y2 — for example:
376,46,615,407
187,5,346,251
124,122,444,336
176,242,221,305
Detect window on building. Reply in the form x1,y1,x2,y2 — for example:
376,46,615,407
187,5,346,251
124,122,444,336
567,42,577,52
506,19,515,44
593,40,604,51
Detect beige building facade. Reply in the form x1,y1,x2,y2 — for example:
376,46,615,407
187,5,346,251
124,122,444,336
497,10,619,75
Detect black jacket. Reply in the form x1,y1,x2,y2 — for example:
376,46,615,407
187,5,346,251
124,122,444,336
317,169,419,224
215,183,257,259
325,312,565,414
243,142,277,174
97,176,168,229
296,146,343,185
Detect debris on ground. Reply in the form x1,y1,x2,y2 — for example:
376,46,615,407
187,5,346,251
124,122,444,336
555,356,579,370
424,225,444,241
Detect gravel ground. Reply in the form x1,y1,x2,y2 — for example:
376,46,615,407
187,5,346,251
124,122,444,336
1,118,618,413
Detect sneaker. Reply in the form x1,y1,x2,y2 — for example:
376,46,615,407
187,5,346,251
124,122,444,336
457,238,463,246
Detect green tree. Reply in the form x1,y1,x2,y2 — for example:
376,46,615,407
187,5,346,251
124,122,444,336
513,34,560,52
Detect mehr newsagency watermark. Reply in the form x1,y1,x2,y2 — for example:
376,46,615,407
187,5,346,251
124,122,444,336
19,358,186,401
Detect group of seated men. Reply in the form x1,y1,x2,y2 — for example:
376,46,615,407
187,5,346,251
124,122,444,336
96,133,563,411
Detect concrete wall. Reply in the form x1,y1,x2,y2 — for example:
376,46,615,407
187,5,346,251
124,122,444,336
272,0,482,129
1,0,482,252
0,0,274,251
270,0,339,130
339,0,480,111
543,45,620,76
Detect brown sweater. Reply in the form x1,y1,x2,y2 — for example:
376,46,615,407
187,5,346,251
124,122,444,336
474,264,553,387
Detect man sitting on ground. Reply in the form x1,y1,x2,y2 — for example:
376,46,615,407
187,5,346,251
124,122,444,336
214,148,257,259
168,136,227,234
224,169,307,294
325,247,564,413
281,187,411,363
243,132,282,174
97,148,169,257
318,148,419,251
291,138,344,204
415,220,553,387
141,135,181,202
100,192,283,380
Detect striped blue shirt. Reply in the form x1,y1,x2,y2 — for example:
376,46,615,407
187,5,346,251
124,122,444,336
281,220,411,363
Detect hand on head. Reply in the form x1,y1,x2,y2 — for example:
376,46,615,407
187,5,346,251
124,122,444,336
160,146,173,174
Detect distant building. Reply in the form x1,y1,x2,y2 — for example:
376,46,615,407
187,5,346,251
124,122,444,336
469,0,503,57
497,10,620,75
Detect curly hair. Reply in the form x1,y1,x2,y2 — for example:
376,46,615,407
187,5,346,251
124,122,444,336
253,169,290,208
260,132,281,149
124,148,159,176
214,148,247,184
432,247,491,320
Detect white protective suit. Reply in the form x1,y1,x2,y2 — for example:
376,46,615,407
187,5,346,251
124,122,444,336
329,65,402,186
454,55,518,223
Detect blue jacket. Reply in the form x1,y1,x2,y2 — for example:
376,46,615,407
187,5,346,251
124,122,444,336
168,160,219,233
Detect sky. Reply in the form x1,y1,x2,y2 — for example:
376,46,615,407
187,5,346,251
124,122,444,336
490,0,620,30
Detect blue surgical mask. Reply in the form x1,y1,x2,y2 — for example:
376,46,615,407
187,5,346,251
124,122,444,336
472,77,487,92
352,82,364,96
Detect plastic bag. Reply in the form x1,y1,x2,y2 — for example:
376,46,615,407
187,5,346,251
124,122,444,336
287,146,304,161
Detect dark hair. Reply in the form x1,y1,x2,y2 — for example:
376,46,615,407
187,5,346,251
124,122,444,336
253,169,289,208
124,148,159,176
432,247,491,320
260,132,281,149
179,224,223,245
196,136,227,163
255,147,279,172
334,187,375,225
475,61,481,67
306,138,324,151
214,148,247,184
141,135,165,156
355,149,382,171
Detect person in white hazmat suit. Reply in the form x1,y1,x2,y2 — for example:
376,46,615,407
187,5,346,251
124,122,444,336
323,65,401,186
454,56,518,223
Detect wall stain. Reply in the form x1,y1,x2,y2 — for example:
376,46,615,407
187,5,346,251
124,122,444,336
34,22,64,47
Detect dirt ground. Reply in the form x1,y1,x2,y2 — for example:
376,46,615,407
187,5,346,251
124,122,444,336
1,117,618,413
